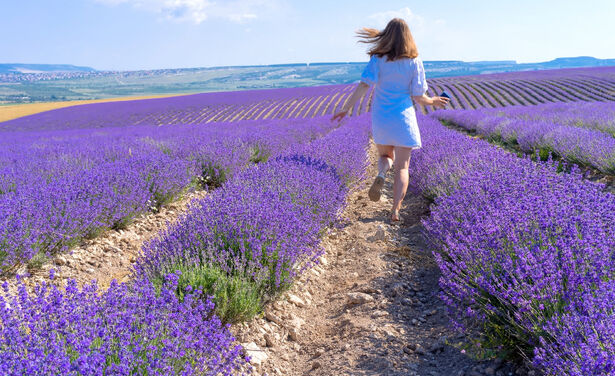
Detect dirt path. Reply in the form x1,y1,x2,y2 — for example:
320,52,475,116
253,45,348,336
235,148,530,376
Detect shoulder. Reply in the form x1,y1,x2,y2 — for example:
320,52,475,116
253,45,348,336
389,57,421,68
409,57,425,71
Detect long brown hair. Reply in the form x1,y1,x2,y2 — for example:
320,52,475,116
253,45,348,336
357,18,418,61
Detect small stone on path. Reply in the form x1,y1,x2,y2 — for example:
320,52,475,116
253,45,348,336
243,342,268,366
265,311,283,326
287,294,307,308
346,292,374,305
368,226,388,242
372,310,389,318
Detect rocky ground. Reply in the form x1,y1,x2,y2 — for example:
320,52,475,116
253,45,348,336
235,158,538,376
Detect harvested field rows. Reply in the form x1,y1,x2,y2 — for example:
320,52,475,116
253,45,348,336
3,66,613,133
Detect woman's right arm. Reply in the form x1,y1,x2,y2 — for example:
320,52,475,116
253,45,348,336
412,94,449,109
331,82,370,122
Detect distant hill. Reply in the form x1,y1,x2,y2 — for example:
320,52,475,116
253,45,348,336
1,56,614,104
0,64,96,74
2,56,614,77
530,56,615,69
424,56,615,77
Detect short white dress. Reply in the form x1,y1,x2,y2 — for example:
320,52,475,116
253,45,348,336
360,55,428,148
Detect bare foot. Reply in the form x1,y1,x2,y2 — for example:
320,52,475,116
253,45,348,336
391,209,401,223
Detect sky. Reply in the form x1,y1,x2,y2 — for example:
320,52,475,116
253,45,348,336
2,0,615,71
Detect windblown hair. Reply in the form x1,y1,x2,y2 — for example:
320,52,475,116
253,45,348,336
357,18,418,61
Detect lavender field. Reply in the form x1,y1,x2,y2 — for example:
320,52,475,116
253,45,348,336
410,115,615,375
4,66,614,133
426,66,615,112
1,65,614,375
432,100,615,174
0,81,372,374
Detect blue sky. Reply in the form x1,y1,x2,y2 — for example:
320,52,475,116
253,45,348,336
2,0,614,70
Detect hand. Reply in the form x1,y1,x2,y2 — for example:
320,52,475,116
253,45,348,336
331,109,349,122
432,96,450,109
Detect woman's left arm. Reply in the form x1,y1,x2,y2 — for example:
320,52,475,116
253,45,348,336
411,94,449,109
331,82,370,122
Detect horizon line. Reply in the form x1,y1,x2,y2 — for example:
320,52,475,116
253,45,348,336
2,55,615,73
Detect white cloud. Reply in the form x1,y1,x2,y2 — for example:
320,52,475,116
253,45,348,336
228,13,257,22
95,0,275,24
368,7,425,31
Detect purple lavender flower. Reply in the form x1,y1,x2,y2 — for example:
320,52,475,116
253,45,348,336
409,115,615,373
0,114,341,272
134,116,371,322
0,275,246,375
432,100,615,173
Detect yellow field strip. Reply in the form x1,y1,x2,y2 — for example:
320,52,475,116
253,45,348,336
0,94,190,123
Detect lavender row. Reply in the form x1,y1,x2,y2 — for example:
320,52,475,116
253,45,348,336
133,115,371,322
1,85,359,132
427,66,615,113
0,275,246,375
481,100,615,136
0,117,337,273
409,116,615,374
432,103,615,174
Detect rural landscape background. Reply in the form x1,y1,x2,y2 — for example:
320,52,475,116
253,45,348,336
1,0,615,375
2,56,615,104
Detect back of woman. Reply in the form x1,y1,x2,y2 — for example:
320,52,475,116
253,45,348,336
331,18,448,222
361,55,427,109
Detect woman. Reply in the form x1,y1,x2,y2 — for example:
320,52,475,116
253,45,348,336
332,18,449,222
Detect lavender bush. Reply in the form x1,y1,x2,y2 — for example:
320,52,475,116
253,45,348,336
0,273,246,375
535,279,615,375
410,116,615,374
0,116,338,273
135,116,371,322
497,101,615,136
433,103,615,174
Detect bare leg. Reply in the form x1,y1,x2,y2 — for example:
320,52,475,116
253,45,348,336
369,144,394,201
376,144,394,178
391,147,412,221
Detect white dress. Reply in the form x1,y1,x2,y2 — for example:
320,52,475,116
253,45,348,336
360,55,428,148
